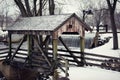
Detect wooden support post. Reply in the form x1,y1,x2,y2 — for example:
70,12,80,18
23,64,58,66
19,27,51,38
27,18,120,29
27,34,31,55
94,32,99,47
52,33,58,80
80,36,85,52
27,34,32,65
53,39,58,60
80,36,85,66
8,33,12,60
59,37,80,66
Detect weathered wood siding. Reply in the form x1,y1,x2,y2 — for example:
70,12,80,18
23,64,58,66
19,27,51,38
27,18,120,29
54,16,85,37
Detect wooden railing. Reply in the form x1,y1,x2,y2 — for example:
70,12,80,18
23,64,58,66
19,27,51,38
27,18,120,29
0,47,120,71
47,48,120,71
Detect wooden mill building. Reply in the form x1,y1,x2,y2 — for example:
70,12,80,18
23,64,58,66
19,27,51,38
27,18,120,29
0,13,91,80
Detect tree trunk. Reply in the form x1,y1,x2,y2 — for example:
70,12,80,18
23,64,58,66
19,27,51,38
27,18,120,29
110,10,118,49
33,0,37,16
24,0,33,17
106,0,119,49
49,0,55,15
38,0,43,16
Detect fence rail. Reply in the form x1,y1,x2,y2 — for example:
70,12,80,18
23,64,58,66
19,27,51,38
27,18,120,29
0,47,120,71
0,48,9,60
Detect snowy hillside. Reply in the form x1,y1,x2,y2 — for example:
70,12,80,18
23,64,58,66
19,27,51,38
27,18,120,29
85,33,120,57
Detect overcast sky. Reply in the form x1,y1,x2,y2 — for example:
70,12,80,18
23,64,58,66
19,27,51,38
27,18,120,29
0,0,120,18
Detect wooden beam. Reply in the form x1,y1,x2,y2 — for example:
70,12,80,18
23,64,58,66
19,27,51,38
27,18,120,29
44,35,50,57
33,36,51,66
7,33,12,60
59,36,80,66
42,35,50,46
28,34,32,55
10,35,27,61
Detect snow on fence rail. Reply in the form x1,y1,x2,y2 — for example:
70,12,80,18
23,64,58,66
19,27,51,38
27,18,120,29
0,48,9,60
0,47,120,71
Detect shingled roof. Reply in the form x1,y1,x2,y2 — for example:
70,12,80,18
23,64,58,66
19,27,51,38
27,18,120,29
6,13,91,32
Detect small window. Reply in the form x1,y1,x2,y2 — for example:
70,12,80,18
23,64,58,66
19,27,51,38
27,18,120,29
69,24,72,28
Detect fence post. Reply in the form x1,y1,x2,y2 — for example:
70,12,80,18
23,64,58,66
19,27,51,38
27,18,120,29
80,36,85,66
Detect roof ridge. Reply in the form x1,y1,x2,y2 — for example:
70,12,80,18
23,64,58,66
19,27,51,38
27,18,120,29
21,13,75,18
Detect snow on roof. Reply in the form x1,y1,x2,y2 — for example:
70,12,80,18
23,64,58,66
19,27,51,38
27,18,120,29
6,14,73,31
6,13,91,32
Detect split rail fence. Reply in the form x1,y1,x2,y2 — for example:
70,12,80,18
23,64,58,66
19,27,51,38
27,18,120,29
0,47,120,71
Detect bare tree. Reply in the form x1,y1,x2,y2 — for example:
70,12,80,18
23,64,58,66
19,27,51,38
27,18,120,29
93,8,109,32
106,0,119,49
14,0,48,17
0,0,13,30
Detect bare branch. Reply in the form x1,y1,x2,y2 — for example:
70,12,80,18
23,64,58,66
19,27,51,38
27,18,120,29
42,0,47,9
33,0,37,15
14,0,27,17
24,0,33,16
113,0,117,11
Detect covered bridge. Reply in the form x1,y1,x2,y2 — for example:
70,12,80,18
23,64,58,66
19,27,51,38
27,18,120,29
1,13,91,80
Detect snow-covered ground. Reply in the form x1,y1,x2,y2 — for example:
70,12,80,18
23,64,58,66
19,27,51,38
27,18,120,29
0,32,120,80
85,33,120,57
66,66,120,80
60,33,120,80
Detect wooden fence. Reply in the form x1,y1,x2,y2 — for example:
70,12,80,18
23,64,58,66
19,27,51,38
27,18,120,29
0,47,120,71
0,48,9,61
